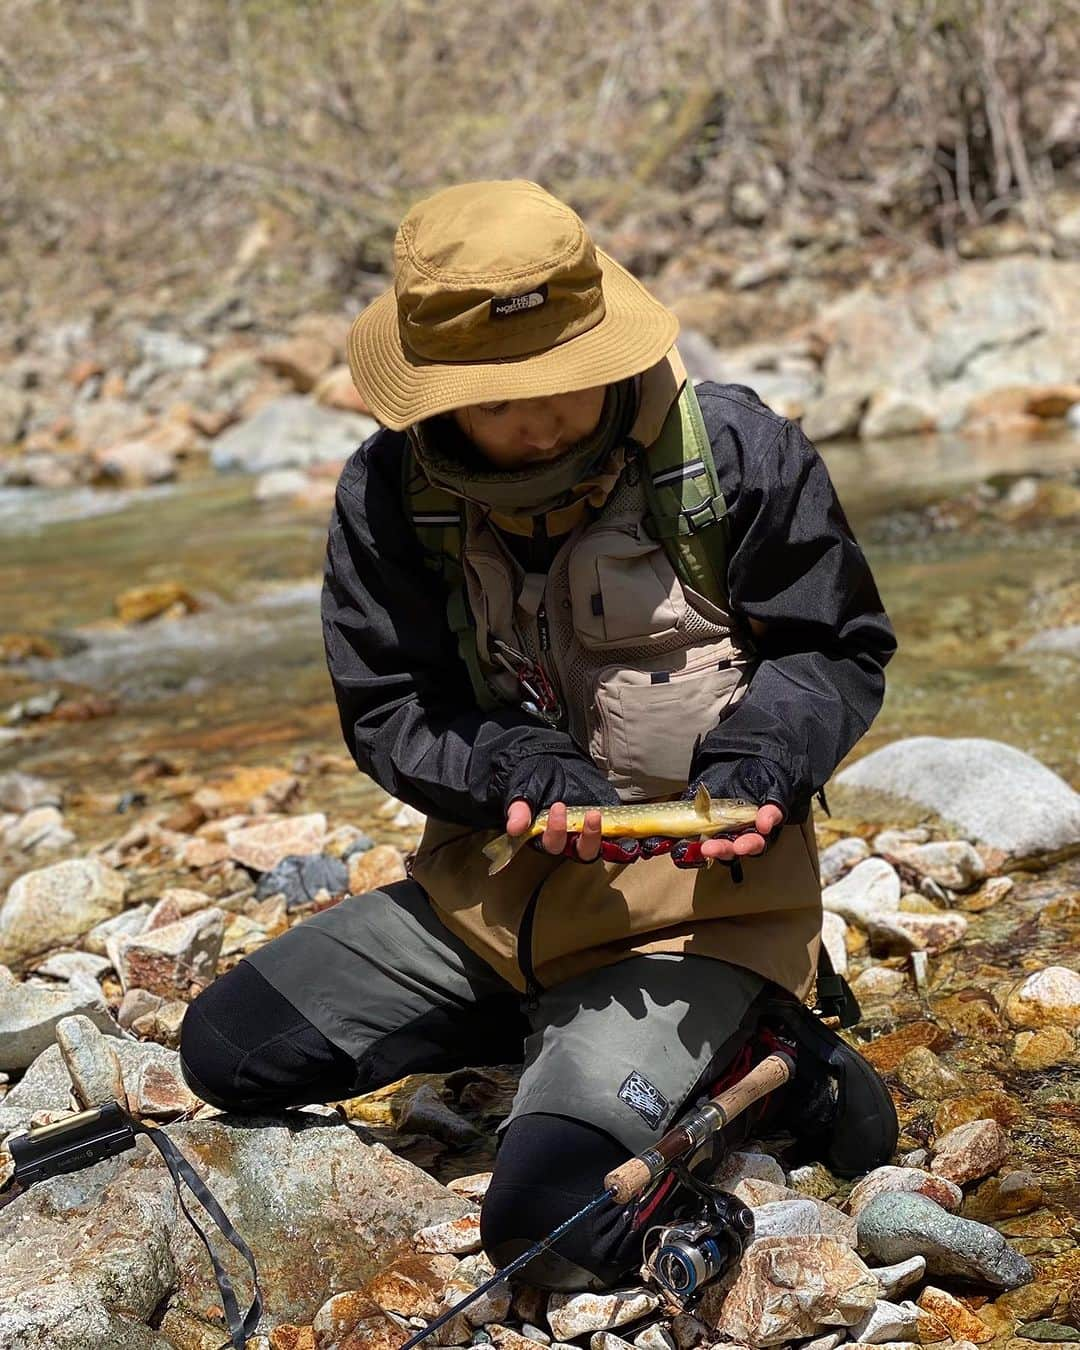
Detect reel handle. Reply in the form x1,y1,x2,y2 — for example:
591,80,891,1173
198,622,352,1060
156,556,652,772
604,1051,793,1205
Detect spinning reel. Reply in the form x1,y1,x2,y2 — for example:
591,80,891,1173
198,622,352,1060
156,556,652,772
642,1165,755,1303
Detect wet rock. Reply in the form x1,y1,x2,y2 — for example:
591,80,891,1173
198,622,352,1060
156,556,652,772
210,395,375,473
860,390,937,438
1014,1321,1080,1342
882,840,986,891
819,836,872,885
0,978,120,1072
860,1021,947,1073
255,853,348,909
856,1191,1034,1289
347,845,408,894
870,1255,926,1299
226,813,327,873
822,857,901,929
0,858,127,967
113,908,225,999
1012,1026,1075,1069
930,1119,1009,1185
114,582,201,624
548,1289,660,1341
835,738,1080,855
414,1210,482,1254
787,1162,840,1201
56,1013,127,1109
960,875,1014,913
708,1235,878,1344
3,805,74,853
846,1165,963,1217
917,1286,993,1343
851,967,907,998
934,990,1005,1038
895,1047,964,1099
1004,966,1080,1029
934,1089,1020,1135
891,909,969,953
963,1171,1045,1222
820,910,849,976
849,1297,920,1343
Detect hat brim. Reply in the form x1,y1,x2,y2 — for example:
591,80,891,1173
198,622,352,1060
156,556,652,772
347,250,679,430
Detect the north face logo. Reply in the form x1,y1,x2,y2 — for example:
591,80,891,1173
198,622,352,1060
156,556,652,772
490,285,549,319
617,1070,669,1130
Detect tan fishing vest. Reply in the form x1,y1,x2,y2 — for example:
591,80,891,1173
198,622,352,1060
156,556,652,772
410,353,823,998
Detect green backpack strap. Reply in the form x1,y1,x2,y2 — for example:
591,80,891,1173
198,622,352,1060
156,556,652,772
640,381,729,608
401,450,502,711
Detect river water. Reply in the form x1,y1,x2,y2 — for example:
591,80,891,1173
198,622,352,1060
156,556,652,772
2,431,1076,803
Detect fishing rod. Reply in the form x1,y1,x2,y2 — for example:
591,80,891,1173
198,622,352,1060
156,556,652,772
399,1050,794,1349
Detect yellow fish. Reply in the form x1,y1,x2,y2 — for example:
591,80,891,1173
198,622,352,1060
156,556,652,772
482,784,759,875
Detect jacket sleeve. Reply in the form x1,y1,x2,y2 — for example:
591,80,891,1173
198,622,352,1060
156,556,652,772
322,434,596,828
691,388,897,819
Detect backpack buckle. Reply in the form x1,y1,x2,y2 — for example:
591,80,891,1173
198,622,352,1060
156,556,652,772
681,497,724,534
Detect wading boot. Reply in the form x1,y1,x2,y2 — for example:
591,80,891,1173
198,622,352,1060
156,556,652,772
761,994,898,1177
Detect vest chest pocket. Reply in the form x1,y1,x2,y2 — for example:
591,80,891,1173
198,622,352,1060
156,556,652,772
568,527,687,650
587,643,748,800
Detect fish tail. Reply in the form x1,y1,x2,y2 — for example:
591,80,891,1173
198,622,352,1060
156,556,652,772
482,832,527,876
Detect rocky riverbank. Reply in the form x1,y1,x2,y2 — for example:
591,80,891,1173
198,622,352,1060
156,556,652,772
2,254,1079,504
0,738,1078,1349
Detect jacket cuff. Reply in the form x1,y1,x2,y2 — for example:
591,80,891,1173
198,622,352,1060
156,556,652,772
689,739,810,822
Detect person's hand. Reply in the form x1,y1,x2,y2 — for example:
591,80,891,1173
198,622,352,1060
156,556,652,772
505,800,641,864
698,803,784,862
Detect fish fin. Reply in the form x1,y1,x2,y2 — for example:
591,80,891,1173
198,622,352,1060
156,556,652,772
481,832,527,876
693,782,713,818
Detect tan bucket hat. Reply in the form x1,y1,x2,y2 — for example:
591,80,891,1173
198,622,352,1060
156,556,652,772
347,179,679,430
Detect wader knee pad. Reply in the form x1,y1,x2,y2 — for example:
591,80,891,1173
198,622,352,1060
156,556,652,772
764,997,898,1178
179,961,358,1113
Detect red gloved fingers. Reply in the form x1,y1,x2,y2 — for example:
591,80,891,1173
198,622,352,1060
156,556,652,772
599,838,641,864
529,835,640,864
671,838,708,869
638,836,675,859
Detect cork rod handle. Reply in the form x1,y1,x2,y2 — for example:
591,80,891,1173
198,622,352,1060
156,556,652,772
603,1051,793,1205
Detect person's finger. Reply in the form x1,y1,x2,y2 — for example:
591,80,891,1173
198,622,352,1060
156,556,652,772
732,831,766,857
506,799,534,837
700,836,735,861
757,804,784,835
542,800,569,854
575,808,603,862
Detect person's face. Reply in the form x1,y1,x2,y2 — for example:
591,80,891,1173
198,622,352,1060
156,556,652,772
450,386,607,470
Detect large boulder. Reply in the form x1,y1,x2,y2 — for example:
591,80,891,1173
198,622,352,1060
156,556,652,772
210,396,376,473
0,1114,471,1347
835,738,1080,855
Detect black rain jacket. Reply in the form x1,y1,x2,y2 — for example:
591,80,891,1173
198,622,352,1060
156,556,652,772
321,382,896,828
